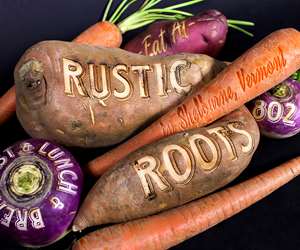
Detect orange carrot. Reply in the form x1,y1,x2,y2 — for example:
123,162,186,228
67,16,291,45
0,0,203,126
73,21,122,48
87,28,300,177
0,85,16,125
73,156,300,250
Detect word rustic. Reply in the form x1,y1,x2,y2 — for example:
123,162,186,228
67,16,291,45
63,58,192,103
133,121,254,200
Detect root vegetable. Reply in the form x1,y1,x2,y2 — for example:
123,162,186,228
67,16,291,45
0,139,83,247
0,85,16,124
14,41,226,147
73,106,259,231
1,0,203,126
249,72,300,138
124,9,254,57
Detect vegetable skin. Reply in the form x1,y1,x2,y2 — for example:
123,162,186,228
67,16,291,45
14,41,226,147
0,85,16,125
249,77,300,138
73,106,259,231
124,9,229,57
0,139,83,247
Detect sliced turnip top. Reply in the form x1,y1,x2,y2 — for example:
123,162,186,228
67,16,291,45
0,139,83,248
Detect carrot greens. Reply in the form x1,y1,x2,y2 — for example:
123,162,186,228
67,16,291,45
101,0,254,36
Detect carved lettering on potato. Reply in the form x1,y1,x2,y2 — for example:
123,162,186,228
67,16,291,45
133,121,255,200
62,58,193,103
112,64,132,100
189,134,220,171
170,60,191,94
133,156,170,200
132,65,152,98
162,144,194,184
140,21,187,56
63,58,87,97
227,122,254,154
155,63,168,96
207,126,237,161
89,64,110,100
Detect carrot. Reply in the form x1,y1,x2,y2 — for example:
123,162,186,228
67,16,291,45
73,21,123,48
73,156,300,250
74,0,205,47
1,0,203,126
87,28,300,177
0,85,16,125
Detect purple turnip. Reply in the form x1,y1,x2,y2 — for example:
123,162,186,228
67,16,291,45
124,9,254,57
0,139,83,247
249,74,300,138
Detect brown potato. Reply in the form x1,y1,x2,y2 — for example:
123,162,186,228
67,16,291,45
73,106,260,231
14,41,226,147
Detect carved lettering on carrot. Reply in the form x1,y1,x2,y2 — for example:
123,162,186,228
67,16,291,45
160,121,174,137
159,48,286,138
237,47,287,92
160,86,238,136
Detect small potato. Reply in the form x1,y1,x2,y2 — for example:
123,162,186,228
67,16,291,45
73,106,260,230
14,41,226,147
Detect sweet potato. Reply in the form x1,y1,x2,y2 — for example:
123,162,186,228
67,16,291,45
72,106,260,231
14,41,226,147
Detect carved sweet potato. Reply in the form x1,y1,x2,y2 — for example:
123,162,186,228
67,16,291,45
14,41,226,147
73,106,260,230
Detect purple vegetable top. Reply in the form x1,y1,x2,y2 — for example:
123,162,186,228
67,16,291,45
0,139,83,247
124,9,228,57
249,78,300,138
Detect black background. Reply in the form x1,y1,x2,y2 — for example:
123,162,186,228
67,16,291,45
0,0,300,249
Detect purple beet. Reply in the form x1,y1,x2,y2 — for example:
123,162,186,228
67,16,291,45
124,9,228,57
249,77,300,138
0,139,83,247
